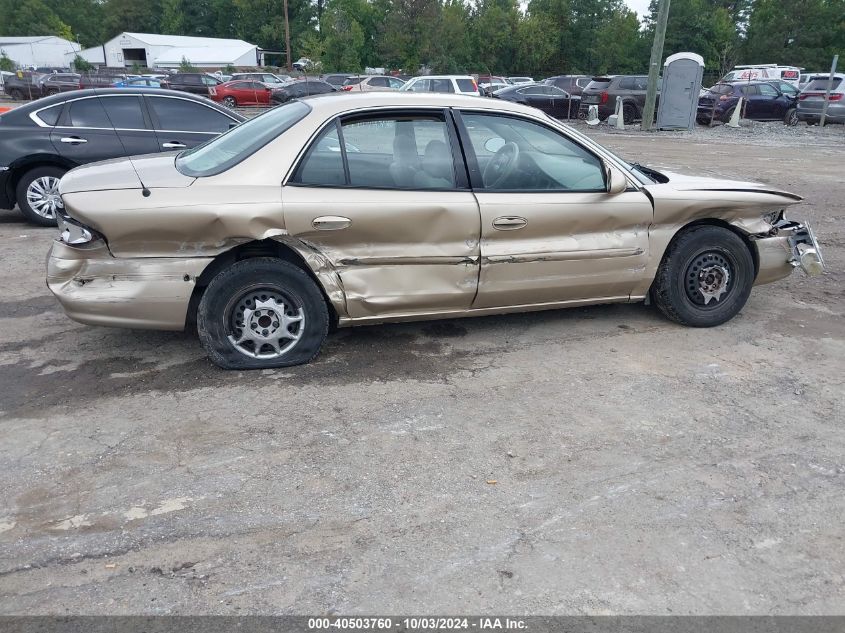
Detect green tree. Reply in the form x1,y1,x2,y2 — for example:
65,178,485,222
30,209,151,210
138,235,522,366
179,55,197,71
0,50,15,71
321,2,366,71
0,0,74,41
71,54,94,71
101,0,164,35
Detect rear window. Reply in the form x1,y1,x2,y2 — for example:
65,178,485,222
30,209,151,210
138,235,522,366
709,84,735,95
175,100,310,177
587,78,612,89
805,78,842,91
456,79,476,92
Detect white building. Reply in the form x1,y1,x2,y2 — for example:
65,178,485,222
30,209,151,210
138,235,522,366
64,32,259,69
0,36,81,69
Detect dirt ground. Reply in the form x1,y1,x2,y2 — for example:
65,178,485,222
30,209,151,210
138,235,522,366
0,124,843,615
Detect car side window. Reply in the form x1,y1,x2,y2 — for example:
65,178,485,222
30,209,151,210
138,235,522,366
460,113,605,192
430,79,454,93
389,78,404,89
184,75,201,85
67,98,112,128
742,85,760,96
201,76,219,86
407,79,429,92
758,83,779,97
292,115,458,190
36,103,63,126
148,97,233,133
101,96,146,129
618,77,635,90
370,77,389,87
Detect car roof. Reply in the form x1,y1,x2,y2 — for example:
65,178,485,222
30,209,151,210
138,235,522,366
5,87,246,120
408,75,474,80
293,91,540,116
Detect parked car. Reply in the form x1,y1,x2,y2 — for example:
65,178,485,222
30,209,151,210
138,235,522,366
766,79,800,98
113,77,162,88
231,72,291,86
0,88,244,225
797,74,845,124
79,72,128,90
292,57,313,71
322,73,355,89
401,75,480,95
697,81,798,125
492,83,579,118
508,76,534,84
160,73,222,96
210,80,273,107
544,74,592,98
579,75,660,123
38,73,81,96
722,64,802,88
341,75,405,92
799,72,824,90
271,79,336,103
2,72,44,100
47,93,823,369
480,81,510,96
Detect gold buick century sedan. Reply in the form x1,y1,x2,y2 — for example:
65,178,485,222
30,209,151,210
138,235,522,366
48,93,824,369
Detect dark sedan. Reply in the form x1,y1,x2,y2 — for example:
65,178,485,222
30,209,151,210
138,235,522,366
492,83,579,119
697,81,798,125
271,79,336,104
0,88,244,226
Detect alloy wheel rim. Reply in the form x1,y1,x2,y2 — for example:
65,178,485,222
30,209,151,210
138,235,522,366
684,251,734,307
226,287,305,359
26,176,63,219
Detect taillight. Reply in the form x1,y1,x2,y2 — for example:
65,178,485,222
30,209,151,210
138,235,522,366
472,80,478,91
719,94,729,101
829,94,843,101
600,91,608,104
342,85,353,91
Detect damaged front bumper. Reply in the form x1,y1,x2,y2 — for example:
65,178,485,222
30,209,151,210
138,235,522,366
752,219,825,286
46,239,213,331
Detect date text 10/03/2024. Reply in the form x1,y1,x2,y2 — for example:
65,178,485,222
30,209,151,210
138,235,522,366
307,617,528,630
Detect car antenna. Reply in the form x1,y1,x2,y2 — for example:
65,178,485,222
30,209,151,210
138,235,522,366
100,91,151,197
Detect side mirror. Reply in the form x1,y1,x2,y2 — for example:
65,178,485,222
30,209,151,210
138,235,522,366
606,164,628,195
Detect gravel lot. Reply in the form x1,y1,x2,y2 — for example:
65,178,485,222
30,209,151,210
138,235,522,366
0,123,843,615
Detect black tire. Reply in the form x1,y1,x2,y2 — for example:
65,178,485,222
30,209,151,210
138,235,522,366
197,257,329,369
8,88,23,100
721,106,736,123
650,226,755,328
222,96,237,108
15,165,66,226
784,108,799,126
623,102,637,124
47,89,59,96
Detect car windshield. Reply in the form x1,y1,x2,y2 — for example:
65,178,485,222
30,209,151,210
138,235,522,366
175,101,310,178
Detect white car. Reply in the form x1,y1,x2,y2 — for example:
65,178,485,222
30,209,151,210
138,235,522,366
341,75,405,92
509,76,534,84
722,64,802,88
401,75,480,96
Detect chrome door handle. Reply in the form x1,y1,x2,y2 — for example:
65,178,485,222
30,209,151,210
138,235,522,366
492,216,527,230
162,142,186,149
60,137,87,144
312,216,352,230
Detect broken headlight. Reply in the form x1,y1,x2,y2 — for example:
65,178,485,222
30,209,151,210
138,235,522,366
57,211,102,247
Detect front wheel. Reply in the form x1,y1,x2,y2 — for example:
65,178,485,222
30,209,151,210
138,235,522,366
197,258,329,369
16,166,66,226
650,226,754,328
222,96,237,108
784,108,799,126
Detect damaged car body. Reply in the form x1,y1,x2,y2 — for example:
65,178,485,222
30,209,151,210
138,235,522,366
47,93,825,369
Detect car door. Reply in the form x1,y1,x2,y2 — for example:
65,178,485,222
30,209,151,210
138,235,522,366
548,85,575,119
740,84,764,118
517,86,552,113
99,94,159,155
146,94,238,151
50,95,128,164
755,83,781,118
455,110,652,308
283,109,481,319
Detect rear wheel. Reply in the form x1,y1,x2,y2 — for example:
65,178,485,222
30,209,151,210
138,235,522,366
197,258,329,369
651,226,754,328
623,102,637,124
223,96,237,108
8,88,23,100
16,166,66,226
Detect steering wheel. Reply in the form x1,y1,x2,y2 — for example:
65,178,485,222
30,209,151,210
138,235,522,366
483,142,520,188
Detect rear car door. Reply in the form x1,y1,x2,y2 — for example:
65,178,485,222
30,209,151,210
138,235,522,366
50,96,127,163
284,109,481,319
146,94,238,151
99,94,159,155
456,110,652,308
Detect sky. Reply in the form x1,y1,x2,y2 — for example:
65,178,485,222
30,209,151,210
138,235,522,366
624,0,652,20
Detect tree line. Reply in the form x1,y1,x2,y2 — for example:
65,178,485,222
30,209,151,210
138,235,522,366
0,0,842,77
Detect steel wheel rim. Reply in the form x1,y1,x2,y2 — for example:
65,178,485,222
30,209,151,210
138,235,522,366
225,285,305,359
787,110,799,126
223,97,236,107
26,176,63,219
684,250,735,308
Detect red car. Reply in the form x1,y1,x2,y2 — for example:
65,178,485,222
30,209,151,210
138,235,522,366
209,80,272,107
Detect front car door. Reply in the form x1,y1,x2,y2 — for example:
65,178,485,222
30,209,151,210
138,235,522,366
283,109,481,319
455,110,652,308
146,94,238,150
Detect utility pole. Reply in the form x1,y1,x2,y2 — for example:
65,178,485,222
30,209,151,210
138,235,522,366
820,54,838,127
641,0,670,131
284,0,292,71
